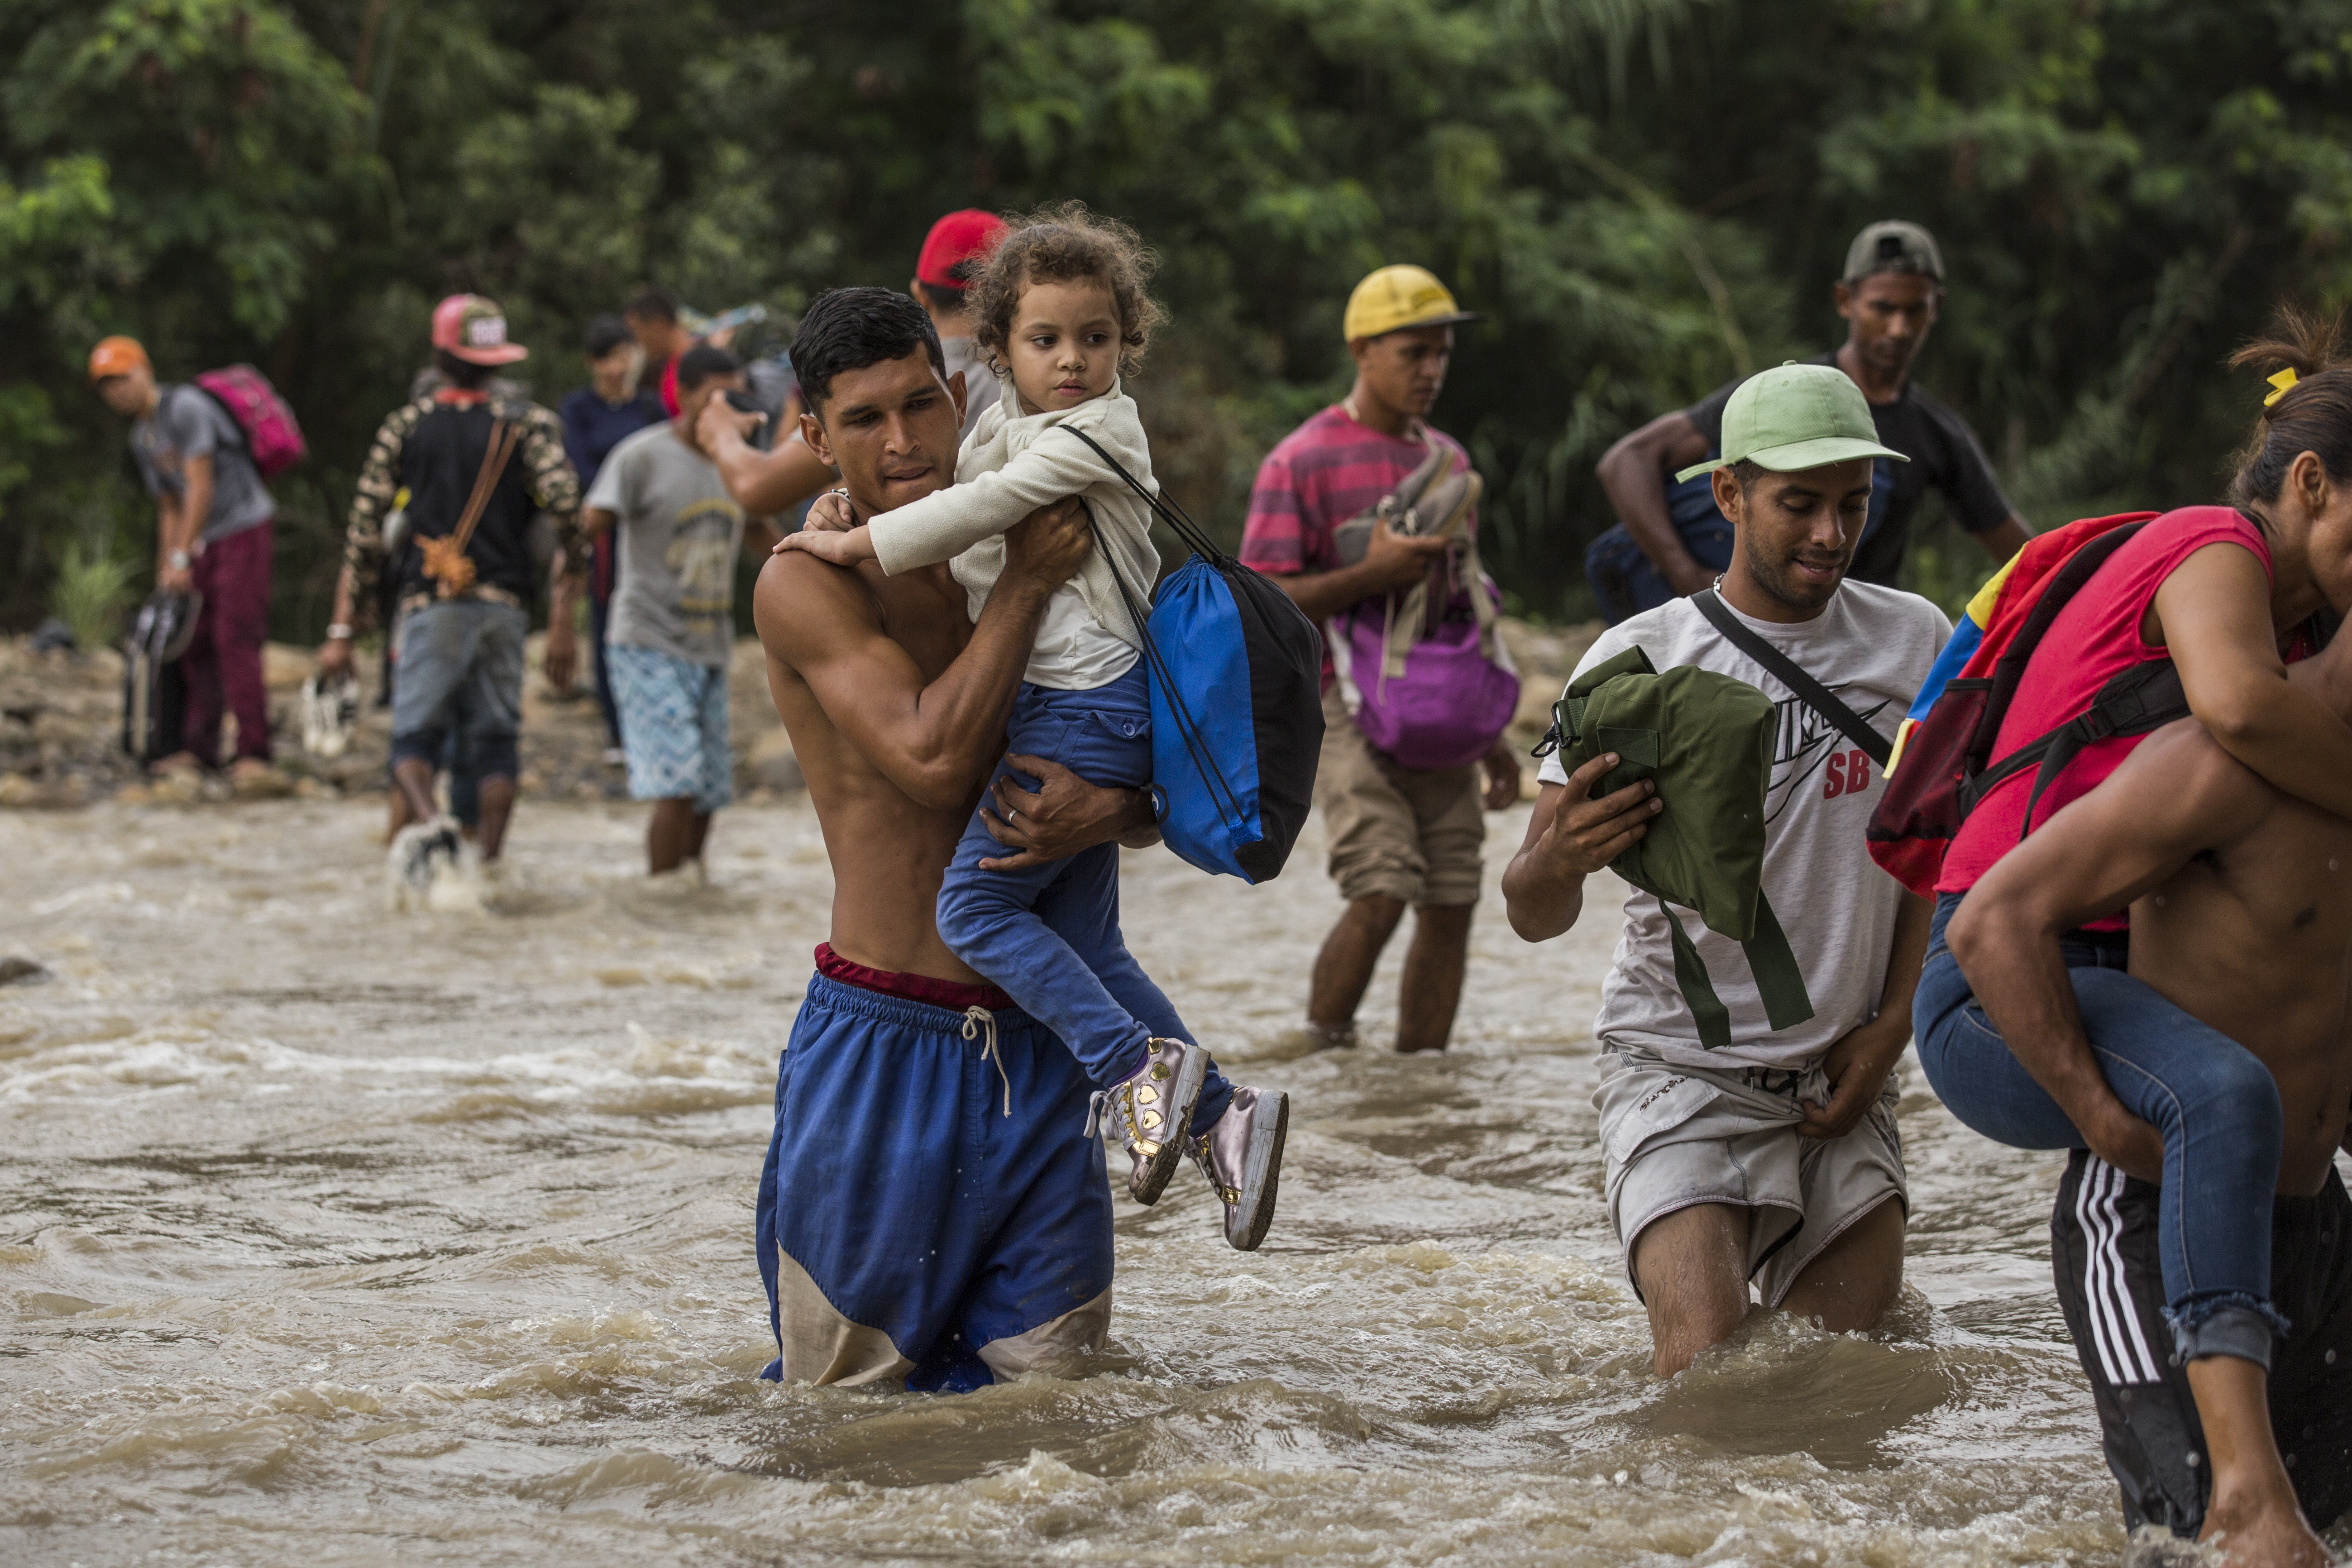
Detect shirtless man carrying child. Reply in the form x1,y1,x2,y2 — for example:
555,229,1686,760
731,285,1282,1391
735,287,1144,1389
1950,631,2352,1565
786,207,1285,1250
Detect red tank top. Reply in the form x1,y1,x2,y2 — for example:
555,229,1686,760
1937,506,2272,909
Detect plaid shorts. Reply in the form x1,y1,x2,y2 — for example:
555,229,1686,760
606,642,732,813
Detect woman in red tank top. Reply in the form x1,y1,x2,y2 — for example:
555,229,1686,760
1913,313,2352,1561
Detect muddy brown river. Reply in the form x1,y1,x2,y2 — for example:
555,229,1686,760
3,797,2328,1565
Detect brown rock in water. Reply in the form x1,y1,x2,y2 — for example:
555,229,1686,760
0,956,49,986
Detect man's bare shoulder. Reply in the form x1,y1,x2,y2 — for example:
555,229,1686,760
753,550,881,667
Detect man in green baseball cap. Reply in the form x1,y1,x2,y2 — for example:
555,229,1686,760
1594,219,2032,622
1504,359,1953,1377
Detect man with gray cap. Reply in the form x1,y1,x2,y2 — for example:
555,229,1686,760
1591,220,2029,621
1505,363,1949,1376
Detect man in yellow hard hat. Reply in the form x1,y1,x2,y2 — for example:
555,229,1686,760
1239,265,1520,1055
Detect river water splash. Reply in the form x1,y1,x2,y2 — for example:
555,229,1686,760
0,799,2287,1564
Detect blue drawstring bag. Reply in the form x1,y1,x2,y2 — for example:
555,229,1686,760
1062,428,1324,883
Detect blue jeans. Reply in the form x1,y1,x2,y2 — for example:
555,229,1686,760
1914,891,2287,1365
935,668,1232,1134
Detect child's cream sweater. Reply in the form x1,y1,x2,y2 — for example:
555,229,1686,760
865,380,1160,683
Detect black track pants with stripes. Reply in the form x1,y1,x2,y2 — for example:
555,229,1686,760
2052,1149,2352,1536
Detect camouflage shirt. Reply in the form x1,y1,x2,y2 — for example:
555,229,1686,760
344,392,584,621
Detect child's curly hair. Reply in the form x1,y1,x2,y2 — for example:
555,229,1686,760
969,201,1164,378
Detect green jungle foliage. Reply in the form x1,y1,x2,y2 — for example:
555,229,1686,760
5,0,2352,637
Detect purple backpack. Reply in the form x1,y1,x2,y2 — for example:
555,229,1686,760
1340,573,1520,770
1333,440,1520,770
191,365,306,479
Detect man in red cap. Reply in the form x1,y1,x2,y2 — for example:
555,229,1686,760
90,334,287,794
701,210,1010,514
912,209,1010,439
317,295,584,881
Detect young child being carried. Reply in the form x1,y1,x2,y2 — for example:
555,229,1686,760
782,204,1287,1251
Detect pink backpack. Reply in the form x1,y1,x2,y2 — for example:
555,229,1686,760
191,365,306,479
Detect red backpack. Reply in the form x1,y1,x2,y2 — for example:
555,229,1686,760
191,364,306,479
1866,512,2189,898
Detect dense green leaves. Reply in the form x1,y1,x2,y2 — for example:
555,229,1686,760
5,0,2351,635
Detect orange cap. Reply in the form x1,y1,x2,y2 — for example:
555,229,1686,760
88,335,151,382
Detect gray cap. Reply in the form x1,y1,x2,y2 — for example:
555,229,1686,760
1843,220,1944,285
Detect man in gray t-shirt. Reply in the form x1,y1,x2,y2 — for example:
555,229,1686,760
127,388,275,548
1504,364,1943,1381
583,344,778,879
90,335,284,789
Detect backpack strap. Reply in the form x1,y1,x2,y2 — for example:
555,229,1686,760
1692,589,1889,767
418,416,521,599
179,382,250,453
1961,658,2189,837
1076,499,1248,839
1970,521,2150,774
1057,424,1225,563
1666,890,1816,1051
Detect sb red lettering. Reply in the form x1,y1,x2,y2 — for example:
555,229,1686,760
1823,748,1873,800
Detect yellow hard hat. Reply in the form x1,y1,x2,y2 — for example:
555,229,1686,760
1343,265,1481,343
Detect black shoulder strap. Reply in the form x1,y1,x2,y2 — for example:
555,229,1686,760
1961,658,2188,837
1692,588,1889,767
1058,423,1226,564
183,380,251,453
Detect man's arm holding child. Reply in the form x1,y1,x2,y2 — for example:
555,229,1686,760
758,498,1090,810
1948,723,2269,1181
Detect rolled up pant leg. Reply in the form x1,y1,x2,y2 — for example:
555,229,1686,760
1915,892,2285,1362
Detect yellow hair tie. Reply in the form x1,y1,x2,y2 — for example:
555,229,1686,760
2266,368,2299,407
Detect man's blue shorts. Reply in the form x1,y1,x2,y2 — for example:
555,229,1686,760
754,972,1114,1392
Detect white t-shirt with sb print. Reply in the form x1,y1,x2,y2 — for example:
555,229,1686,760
1537,582,1950,1071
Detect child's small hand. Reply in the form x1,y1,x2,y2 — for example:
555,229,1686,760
779,524,878,566
775,490,857,554
807,489,858,531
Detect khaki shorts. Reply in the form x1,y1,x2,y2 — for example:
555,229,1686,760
1593,1045,1907,1308
1314,685,1486,907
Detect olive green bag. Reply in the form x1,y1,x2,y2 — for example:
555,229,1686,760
1540,645,1814,1049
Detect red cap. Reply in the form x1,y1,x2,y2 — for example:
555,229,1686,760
431,293,529,366
915,210,1009,291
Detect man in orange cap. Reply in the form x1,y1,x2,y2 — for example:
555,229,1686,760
90,334,286,794
316,295,583,880
1239,265,1519,1056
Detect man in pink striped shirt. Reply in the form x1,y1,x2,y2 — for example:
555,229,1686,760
1241,266,1521,1053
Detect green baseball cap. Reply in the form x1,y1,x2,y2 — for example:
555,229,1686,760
1675,362,1909,482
